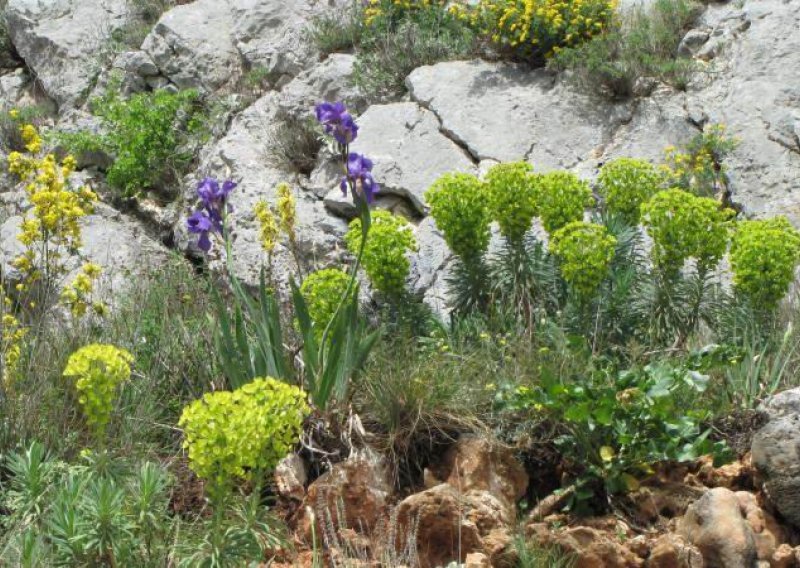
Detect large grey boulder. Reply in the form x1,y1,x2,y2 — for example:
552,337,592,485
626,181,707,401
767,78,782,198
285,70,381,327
752,387,800,528
141,0,242,91
406,60,628,169
279,53,367,118
345,102,477,214
5,0,130,106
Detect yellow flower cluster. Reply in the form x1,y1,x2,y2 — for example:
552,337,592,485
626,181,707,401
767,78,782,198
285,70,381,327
63,344,134,437
178,377,309,497
276,182,296,239
7,124,98,298
254,200,279,255
364,0,447,25
462,0,614,57
1,293,26,389
60,263,106,318
662,124,739,198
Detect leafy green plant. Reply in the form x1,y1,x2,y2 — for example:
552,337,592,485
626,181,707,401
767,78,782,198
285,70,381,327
301,268,355,339
505,362,727,511
550,0,700,98
663,123,739,197
345,210,417,298
534,171,593,234
68,83,203,197
596,158,663,224
306,1,365,55
730,217,800,313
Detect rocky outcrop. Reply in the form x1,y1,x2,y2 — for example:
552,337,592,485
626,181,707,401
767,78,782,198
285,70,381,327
677,487,757,568
752,387,800,529
5,0,130,106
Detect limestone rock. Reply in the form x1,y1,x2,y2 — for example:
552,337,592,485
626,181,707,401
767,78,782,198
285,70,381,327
752,387,800,529
298,453,392,546
142,0,241,91
347,102,477,213
647,533,704,568
406,60,626,168
434,435,528,509
274,454,308,502
529,523,643,568
280,53,367,118
5,0,130,106
677,487,757,568
393,483,510,568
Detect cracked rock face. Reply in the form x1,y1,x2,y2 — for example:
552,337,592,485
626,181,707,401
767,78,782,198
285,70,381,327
5,0,130,107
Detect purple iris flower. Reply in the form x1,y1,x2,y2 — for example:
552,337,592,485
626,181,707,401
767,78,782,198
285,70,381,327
187,210,214,252
340,152,379,203
186,177,237,252
315,101,358,145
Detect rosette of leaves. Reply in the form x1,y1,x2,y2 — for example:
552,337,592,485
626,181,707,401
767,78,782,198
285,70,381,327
550,221,616,298
300,268,353,339
178,377,309,498
730,217,800,312
597,158,663,225
425,172,491,266
63,344,134,438
485,161,538,246
641,188,732,276
345,210,417,298
533,170,593,234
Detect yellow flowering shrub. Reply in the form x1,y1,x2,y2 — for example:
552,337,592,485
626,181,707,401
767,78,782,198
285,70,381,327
63,344,134,437
730,217,800,312
276,182,297,239
60,263,106,318
462,0,615,60
1,293,26,389
597,158,663,224
550,221,616,297
641,188,732,275
485,161,538,245
345,210,418,296
7,124,98,301
533,170,593,234
178,377,309,496
300,268,352,339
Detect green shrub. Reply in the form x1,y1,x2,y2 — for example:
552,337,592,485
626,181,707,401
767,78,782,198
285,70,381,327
306,1,365,55
534,170,593,234
300,268,353,338
346,209,417,297
80,84,203,197
426,172,491,266
730,217,800,313
62,344,134,439
485,161,538,245
641,188,731,275
178,377,308,497
550,221,616,298
550,0,700,98
597,158,663,224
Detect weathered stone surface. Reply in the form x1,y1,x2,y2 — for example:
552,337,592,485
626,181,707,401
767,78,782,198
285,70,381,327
298,452,392,545
142,0,241,91
5,0,130,106
678,487,757,568
407,216,453,318
274,454,308,502
647,533,704,568
432,435,528,509
529,522,644,568
752,388,800,529
348,102,477,213
280,53,367,118
406,60,626,168
736,490,784,563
